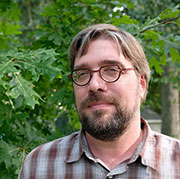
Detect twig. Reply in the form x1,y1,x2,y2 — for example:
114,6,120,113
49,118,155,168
135,14,180,36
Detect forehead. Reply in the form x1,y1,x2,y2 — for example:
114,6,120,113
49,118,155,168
74,39,132,69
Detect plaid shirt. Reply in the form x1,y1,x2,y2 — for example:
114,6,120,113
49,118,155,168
19,119,180,179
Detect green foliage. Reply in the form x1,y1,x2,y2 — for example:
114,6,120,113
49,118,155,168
0,47,61,177
0,0,21,49
0,48,60,108
170,47,180,63
127,0,180,114
0,0,180,178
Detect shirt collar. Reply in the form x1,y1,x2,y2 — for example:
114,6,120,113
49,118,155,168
64,129,102,163
65,118,159,172
140,118,159,171
64,130,84,163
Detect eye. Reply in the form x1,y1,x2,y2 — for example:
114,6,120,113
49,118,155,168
104,66,119,72
74,70,89,81
77,71,88,77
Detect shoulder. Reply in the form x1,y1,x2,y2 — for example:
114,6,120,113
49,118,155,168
142,118,180,156
18,131,82,178
142,130,180,177
150,130,180,150
25,131,81,163
144,130,180,162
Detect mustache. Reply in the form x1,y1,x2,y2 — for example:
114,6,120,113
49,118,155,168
80,92,117,109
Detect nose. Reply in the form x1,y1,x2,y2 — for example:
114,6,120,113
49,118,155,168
88,72,107,92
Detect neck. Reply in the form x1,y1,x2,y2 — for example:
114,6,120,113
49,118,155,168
85,117,143,170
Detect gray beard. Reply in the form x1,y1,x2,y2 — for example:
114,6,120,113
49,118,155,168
77,92,139,142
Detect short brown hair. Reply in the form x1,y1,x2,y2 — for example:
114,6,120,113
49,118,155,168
69,24,150,99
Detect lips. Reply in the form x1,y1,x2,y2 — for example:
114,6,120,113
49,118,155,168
80,92,116,111
87,101,113,110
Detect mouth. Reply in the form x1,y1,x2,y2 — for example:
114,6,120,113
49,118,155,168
87,101,113,110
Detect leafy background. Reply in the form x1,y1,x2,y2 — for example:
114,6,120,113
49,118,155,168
0,0,180,178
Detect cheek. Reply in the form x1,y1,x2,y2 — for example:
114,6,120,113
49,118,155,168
112,81,140,101
74,86,86,107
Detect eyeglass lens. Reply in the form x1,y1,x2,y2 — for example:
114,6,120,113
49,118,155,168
72,65,121,86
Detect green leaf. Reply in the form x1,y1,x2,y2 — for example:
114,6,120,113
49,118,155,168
9,74,43,109
3,23,22,35
143,30,159,40
0,140,15,169
155,64,163,75
19,49,60,82
170,48,180,63
163,38,179,56
112,15,138,25
177,18,180,27
0,58,20,79
149,56,164,74
159,54,166,65
143,30,160,48
141,16,161,31
159,4,180,19
0,79,9,89
149,56,157,68
0,48,60,82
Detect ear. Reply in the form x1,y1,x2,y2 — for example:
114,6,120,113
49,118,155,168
140,75,146,99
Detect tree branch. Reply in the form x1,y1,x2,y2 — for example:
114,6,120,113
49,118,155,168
27,1,33,27
135,14,180,36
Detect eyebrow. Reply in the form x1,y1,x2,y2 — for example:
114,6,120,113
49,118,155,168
99,59,125,67
74,59,125,70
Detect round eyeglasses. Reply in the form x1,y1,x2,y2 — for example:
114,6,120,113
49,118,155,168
69,65,135,86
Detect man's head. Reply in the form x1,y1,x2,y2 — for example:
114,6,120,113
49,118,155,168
69,24,150,141
69,24,150,99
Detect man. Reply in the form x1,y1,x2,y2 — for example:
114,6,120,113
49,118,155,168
19,24,180,178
